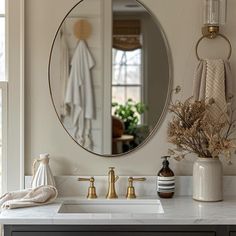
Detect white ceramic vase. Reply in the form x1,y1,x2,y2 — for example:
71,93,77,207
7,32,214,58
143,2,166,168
31,154,56,189
193,157,223,202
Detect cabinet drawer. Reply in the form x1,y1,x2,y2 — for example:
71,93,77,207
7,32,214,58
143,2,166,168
12,232,216,236
230,233,236,236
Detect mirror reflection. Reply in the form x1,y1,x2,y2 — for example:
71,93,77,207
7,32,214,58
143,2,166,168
49,0,172,156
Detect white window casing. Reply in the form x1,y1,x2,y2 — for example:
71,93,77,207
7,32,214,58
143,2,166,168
5,0,25,192
0,81,7,194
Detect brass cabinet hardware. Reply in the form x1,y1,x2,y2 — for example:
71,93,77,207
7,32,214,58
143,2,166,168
106,167,119,199
126,177,146,199
78,177,97,199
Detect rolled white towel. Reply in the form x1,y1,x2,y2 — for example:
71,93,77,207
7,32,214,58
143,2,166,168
1,185,58,210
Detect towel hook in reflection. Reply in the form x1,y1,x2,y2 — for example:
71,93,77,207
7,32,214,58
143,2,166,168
73,19,92,41
195,33,232,61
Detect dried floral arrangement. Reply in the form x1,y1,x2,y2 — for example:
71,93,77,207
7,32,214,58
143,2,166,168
168,92,236,164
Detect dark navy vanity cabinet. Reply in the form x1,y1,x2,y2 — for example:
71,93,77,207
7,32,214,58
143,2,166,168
4,225,236,236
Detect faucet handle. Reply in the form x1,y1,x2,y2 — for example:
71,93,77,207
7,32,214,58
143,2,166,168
130,177,146,182
78,177,94,182
126,177,146,199
115,176,119,182
108,167,119,182
78,177,97,199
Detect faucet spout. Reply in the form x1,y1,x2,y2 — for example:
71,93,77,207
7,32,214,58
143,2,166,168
106,167,119,199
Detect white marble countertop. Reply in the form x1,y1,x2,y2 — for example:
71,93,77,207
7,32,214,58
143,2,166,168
1,196,236,225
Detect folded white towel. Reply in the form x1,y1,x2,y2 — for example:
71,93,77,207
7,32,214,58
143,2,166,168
0,185,58,210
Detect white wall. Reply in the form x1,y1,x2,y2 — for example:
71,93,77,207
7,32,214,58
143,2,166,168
25,0,236,176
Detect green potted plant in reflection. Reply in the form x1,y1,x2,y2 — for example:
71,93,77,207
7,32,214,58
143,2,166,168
112,99,148,135
112,99,149,151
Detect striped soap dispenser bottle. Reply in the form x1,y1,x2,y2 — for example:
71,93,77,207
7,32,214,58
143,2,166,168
157,156,175,198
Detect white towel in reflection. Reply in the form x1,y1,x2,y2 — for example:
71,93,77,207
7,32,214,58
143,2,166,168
64,40,95,148
60,32,70,118
0,186,58,210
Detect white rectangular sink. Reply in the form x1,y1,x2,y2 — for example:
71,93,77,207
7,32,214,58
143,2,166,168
58,199,164,214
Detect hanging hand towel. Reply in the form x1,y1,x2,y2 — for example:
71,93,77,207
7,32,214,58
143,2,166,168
64,40,95,148
0,186,58,210
193,59,234,120
224,60,234,104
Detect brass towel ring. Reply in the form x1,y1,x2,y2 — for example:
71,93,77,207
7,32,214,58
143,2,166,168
195,34,232,61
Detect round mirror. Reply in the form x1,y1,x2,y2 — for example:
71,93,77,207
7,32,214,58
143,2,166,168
49,0,172,157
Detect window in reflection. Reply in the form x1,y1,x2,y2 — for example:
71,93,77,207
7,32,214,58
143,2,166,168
112,48,142,106
112,48,149,154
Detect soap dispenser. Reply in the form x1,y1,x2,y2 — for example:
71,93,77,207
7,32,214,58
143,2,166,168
157,156,175,198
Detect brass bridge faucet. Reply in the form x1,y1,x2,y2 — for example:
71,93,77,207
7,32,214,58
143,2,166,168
106,167,119,199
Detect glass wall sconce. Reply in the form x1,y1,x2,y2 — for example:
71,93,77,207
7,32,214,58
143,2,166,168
195,0,231,61
202,0,227,38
